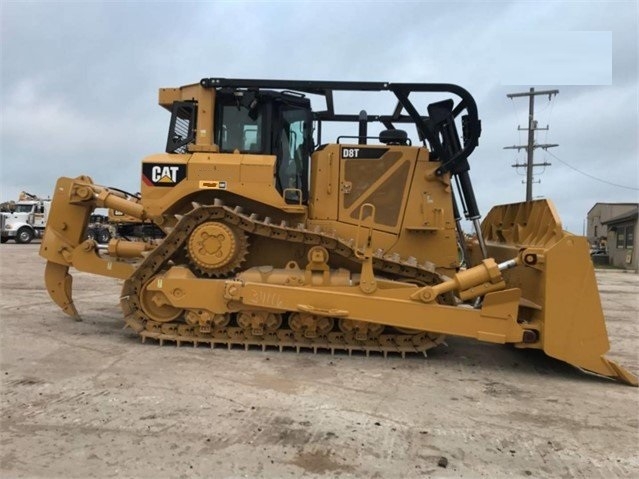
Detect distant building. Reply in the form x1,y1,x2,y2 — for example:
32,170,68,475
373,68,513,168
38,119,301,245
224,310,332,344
587,202,638,270
602,207,638,270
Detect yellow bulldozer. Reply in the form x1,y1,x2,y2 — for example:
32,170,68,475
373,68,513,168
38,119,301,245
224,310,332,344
39,78,637,386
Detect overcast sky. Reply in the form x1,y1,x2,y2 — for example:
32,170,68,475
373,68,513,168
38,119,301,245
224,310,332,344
1,0,637,234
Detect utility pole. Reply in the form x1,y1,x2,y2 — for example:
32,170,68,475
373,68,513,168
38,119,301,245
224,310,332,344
504,87,559,202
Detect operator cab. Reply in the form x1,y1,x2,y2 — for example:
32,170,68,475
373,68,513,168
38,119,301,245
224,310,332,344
165,89,314,204
214,90,313,204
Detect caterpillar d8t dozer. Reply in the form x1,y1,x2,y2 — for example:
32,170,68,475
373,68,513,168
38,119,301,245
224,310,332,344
40,78,637,386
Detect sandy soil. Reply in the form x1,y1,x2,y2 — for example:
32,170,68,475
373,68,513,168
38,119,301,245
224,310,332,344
1,243,638,478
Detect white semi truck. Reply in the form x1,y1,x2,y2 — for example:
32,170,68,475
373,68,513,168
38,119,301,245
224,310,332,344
0,192,51,244
1,192,164,245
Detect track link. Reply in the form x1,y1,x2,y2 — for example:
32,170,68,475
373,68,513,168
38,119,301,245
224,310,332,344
139,323,446,357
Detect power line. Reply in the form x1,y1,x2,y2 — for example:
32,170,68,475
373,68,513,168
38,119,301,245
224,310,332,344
545,150,639,191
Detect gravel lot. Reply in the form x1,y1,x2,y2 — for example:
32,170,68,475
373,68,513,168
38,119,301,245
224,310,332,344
1,243,638,478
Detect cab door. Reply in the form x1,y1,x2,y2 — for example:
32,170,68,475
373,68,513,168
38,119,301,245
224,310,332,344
274,105,313,204
33,203,47,228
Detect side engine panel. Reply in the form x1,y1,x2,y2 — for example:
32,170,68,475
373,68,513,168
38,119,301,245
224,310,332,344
309,144,459,274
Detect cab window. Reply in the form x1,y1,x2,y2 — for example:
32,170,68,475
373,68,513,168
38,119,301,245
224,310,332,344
14,204,34,213
215,103,264,153
277,107,313,203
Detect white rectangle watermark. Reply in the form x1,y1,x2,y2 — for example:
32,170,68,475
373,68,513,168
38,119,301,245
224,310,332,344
498,31,612,85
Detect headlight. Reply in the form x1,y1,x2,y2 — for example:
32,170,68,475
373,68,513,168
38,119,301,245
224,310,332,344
4,225,12,230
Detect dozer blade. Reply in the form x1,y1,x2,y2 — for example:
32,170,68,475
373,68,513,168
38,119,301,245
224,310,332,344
44,261,80,321
481,199,638,387
539,234,638,386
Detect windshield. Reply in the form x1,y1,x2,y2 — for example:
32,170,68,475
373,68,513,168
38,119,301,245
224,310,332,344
215,104,263,153
14,204,34,213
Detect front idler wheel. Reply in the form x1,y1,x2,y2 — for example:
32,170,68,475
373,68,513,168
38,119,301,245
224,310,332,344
139,277,183,323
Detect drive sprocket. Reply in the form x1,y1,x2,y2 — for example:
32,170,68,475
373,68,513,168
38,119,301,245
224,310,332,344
186,221,248,276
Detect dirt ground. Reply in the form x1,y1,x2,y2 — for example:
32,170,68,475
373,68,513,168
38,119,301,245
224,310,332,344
0,243,637,478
